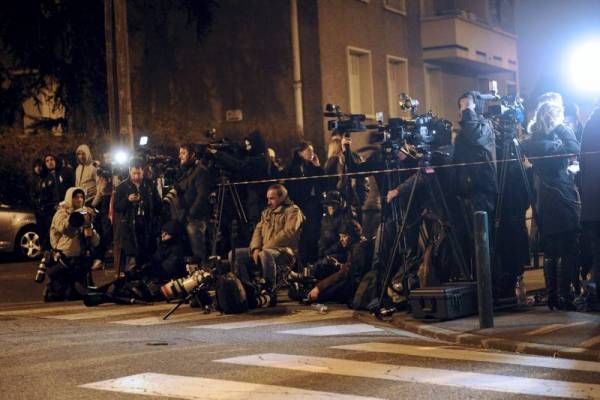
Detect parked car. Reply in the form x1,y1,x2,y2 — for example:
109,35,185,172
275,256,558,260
0,200,41,259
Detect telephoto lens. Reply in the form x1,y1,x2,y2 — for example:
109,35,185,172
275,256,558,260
34,252,50,283
160,269,213,300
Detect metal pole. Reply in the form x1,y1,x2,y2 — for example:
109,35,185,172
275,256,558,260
474,211,494,328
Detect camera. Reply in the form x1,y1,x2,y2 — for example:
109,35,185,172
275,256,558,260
69,209,92,229
324,104,367,135
160,266,214,301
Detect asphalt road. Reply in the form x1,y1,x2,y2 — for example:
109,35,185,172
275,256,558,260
1,259,600,399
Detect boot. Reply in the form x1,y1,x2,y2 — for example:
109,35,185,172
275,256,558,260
543,258,558,310
557,256,576,311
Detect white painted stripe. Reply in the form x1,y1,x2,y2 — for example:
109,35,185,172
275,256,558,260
46,303,176,320
278,323,384,336
190,309,354,330
80,372,382,400
524,321,590,336
216,353,600,399
331,342,600,373
0,303,89,316
580,335,600,349
113,310,230,326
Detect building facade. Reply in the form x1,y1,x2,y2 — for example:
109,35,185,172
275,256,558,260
127,0,519,158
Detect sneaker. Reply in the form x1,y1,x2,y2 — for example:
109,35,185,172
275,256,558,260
91,259,104,271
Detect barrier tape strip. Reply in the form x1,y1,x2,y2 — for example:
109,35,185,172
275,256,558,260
217,150,600,188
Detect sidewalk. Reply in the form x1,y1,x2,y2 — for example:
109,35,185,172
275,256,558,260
357,269,600,362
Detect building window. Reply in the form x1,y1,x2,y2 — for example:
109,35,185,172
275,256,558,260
424,64,443,116
347,47,375,117
386,56,409,117
383,0,407,15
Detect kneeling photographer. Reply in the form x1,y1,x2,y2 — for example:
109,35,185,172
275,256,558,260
303,221,371,304
82,220,188,306
39,187,100,301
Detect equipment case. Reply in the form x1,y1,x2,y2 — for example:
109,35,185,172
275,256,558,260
409,282,477,321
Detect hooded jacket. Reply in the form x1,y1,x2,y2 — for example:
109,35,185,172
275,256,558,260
250,198,304,255
75,144,98,202
50,187,99,257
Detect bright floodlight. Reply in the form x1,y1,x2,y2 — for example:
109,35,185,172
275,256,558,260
569,39,600,94
113,149,129,165
139,136,148,146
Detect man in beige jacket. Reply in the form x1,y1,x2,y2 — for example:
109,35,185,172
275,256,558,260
230,184,304,298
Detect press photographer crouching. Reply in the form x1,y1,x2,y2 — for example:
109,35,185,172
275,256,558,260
37,187,99,301
291,221,371,304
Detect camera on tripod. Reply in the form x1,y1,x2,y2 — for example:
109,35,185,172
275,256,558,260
324,104,367,136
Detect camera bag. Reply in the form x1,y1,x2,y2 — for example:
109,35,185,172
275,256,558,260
409,282,477,321
216,272,248,314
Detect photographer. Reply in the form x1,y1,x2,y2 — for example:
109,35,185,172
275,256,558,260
115,157,162,270
454,91,498,218
230,184,304,303
90,171,113,270
210,130,273,228
74,144,98,207
174,143,214,263
522,99,581,310
318,190,358,258
44,187,99,301
38,153,75,250
284,142,324,263
306,221,371,303
324,134,369,222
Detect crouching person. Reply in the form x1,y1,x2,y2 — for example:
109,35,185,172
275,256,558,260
44,187,99,301
306,221,371,304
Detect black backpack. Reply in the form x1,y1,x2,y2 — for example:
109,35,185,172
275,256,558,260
351,270,381,310
216,272,249,314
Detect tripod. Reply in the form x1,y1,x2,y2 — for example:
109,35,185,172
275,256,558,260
375,153,470,317
211,173,248,257
491,122,536,302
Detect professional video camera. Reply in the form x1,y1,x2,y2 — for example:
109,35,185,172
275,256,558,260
324,104,367,136
369,95,452,160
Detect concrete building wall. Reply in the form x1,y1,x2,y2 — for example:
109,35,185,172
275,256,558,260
127,0,297,154
316,0,426,146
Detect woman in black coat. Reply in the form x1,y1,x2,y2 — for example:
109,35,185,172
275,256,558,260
522,101,581,310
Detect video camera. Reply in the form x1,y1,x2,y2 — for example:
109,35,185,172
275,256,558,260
324,104,367,136
369,95,452,159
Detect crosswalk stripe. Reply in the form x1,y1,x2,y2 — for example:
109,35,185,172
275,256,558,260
524,321,590,336
278,323,384,336
331,342,600,373
113,310,231,326
0,303,89,316
579,335,600,349
189,309,354,330
216,353,600,399
46,303,176,320
80,372,383,400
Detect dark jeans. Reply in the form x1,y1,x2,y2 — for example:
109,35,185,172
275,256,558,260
229,247,292,290
584,222,600,288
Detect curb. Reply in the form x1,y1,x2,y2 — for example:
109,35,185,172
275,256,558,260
353,311,600,362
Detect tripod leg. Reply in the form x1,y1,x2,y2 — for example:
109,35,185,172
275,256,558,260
162,296,190,320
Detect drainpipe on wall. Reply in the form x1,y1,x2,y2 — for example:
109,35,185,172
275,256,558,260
290,0,304,139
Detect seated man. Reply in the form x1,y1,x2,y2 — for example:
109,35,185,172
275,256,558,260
44,187,100,301
230,184,304,302
307,221,371,303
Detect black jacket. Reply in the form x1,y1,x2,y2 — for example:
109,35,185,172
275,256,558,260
175,159,213,221
453,109,498,198
522,124,581,237
39,167,74,214
581,108,600,222
284,155,324,213
319,209,357,257
115,178,162,255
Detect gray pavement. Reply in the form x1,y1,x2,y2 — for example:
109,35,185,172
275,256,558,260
2,259,600,399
